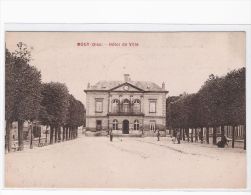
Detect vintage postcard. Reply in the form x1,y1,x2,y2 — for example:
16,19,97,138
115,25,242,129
4,30,247,189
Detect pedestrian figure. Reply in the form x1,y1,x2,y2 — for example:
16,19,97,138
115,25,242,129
217,135,228,148
157,129,160,141
109,130,113,142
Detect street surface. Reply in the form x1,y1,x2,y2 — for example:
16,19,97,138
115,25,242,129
5,136,246,189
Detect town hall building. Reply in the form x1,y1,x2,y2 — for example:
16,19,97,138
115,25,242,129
84,74,168,136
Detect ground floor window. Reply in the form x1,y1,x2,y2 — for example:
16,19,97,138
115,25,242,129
112,119,118,130
134,120,139,130
150,121,156,131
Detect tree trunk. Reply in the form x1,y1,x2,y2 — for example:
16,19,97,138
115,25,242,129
63,127,65,141
213,126,217,145
244,124,246,150
18,120,24,151
200,127,203,143
206,126,209,144
186,128,189,142
38,135,41,145
45,126,48,144
5,120,12,153
232,125,235,148
191,128,193,142
65,127,67,140
30,123,33,149
65,127,69,140
54,126,58,143
58,126,61,141
74,127,77,139
65,127,68,140
182,128,185,141
221,125,225,138
50,125,54,144
194,128,198,142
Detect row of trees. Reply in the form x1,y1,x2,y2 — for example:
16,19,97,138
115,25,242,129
5,42,86,152
166,67,246,149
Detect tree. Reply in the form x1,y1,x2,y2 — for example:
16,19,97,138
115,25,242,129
5,49,15,152
64,95,85,140
166,96,180,130
223,68,245,125
39,82,69,144
166,67,246,148
5,43,42,151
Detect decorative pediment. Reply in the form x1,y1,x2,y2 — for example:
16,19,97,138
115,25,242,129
110,82,144,92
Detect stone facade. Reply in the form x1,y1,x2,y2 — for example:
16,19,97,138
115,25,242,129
84,74,168,136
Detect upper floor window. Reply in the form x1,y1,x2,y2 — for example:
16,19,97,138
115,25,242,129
122,99,130,113
112,99,120,113
149,100,156,113
95,99,103,113
133,99,141,113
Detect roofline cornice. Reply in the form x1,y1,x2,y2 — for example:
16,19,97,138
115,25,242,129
84,89,169,94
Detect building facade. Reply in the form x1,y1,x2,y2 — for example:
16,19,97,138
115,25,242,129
84,74,168,136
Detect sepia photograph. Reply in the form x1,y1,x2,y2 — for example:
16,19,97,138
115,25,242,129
4,31,246,189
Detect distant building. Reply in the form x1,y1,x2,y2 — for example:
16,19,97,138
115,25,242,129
9,121,46,142
84,74,168,136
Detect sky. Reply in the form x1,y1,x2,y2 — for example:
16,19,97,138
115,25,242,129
5,32,245,104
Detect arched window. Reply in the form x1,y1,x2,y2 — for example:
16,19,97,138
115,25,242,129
122,99,130,113
112,99,119,113
134,120,140,130
113,119,118,130
133,99,141,113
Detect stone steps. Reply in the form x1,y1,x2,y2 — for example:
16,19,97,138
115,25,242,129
113,134,143,138
84,130,143,137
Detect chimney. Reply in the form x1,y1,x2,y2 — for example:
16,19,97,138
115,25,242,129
162,82,165,90
124,74,130,82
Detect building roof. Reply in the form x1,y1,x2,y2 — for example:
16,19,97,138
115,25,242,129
87,80,166,92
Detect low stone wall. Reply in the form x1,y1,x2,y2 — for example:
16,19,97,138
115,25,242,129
85,130,167,137
143,130,166,137
85,130,108,137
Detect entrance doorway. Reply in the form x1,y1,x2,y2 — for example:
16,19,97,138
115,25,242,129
122,120,129,134
96,120,102,131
